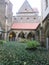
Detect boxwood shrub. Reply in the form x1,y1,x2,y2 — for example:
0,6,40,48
19,38,28,43
26,40,40,49
0,40,6,44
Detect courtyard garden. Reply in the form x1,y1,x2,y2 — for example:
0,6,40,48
0,40,49,65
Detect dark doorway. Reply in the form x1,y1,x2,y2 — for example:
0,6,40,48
46,29,49,49
0,33,2,40
27,32,35,40
18,32,25,38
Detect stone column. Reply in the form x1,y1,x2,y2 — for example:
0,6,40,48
25,32,27,39
5,0,10,40
46,38,48,50
5,1,8,40
40,29,41,42
15,32,18,41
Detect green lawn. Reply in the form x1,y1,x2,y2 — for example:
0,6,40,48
0,41,49,65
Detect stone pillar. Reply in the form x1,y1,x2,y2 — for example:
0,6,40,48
5,2,8,40
25,32,27,39
46,38,49,50
5,4,7,40
40,30,41,42
16,32,19,41
35,34,38,41
15,33,18,41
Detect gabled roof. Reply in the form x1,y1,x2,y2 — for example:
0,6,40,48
18,0,33,13
11,23,40,30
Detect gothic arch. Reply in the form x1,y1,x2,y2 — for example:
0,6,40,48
46,28,49,37
18,31,25,38
46,28,49,49
27,32,35,40
9,31,16,41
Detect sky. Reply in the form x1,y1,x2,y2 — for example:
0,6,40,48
10,0,41,15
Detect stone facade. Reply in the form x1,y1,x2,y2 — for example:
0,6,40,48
0,0,13,39
12,0,40,23
0,0,13,30
41,0,49,20
0,0,6,29
41,0,49,49
7,1,13,29
10,0,41,41
9,25,41,41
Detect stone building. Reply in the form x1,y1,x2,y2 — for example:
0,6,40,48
0,0,13,39
41,0,49,49
9,0,41,41
12,0,40,23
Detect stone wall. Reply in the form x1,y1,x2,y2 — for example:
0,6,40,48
8,29,39,41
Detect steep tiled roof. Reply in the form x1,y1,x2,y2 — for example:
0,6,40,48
17,0,38,13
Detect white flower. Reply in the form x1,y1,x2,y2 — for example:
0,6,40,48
24,62,26,65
